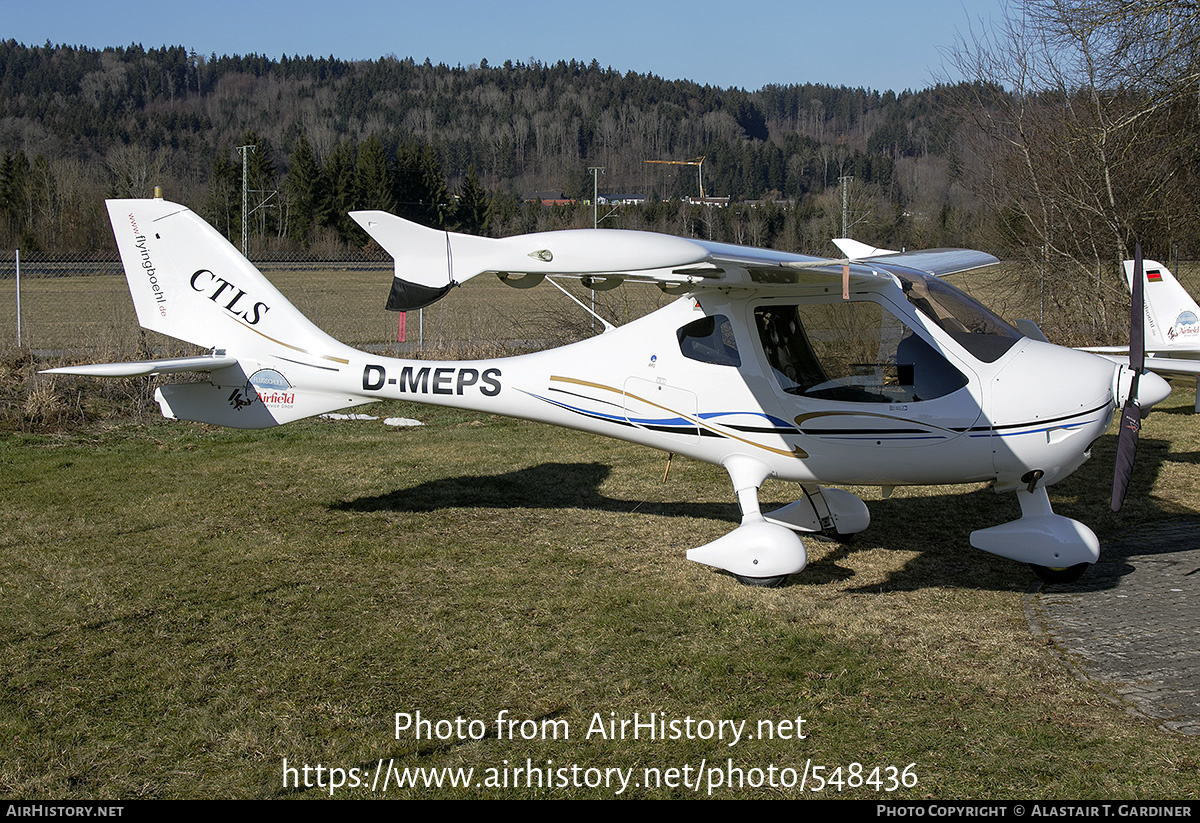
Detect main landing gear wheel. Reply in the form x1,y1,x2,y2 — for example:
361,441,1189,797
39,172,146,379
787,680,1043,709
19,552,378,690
734,574,790,588
1029,563,1089,584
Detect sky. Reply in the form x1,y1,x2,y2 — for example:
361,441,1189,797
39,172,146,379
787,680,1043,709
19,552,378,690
1,0,1007,93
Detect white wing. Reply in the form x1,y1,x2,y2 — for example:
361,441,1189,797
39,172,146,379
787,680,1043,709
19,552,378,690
351,212,999,311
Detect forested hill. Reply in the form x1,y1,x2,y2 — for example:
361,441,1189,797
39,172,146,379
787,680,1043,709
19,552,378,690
0,40,984,254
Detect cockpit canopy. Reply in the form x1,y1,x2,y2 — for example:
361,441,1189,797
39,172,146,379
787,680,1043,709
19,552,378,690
674,269,1023,406
894,269,1023,363
750,272,1020,405
755,300,970,404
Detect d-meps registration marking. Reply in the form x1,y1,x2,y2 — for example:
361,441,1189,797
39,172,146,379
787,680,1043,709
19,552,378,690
362,364,502,397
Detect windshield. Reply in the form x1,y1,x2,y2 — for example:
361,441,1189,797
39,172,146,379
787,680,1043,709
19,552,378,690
894,270,1022,363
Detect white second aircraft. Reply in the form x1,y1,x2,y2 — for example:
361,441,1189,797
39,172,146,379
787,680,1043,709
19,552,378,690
1080,257,1200,410
45,197,1172,586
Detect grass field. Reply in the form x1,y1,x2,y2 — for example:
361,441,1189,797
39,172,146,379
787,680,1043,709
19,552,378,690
1,385,1198,799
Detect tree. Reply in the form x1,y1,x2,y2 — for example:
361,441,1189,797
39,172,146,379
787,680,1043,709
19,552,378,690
453,165,490,235
393,143,448,228
355,133,395,212
104,143,168,199
948,0,1200,332
203,151,238,240
320,139,359,243
285,131,322,247
0,150,32,246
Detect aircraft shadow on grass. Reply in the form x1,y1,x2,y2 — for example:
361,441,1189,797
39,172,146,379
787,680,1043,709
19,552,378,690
336,461,737,520
333,432,1196,593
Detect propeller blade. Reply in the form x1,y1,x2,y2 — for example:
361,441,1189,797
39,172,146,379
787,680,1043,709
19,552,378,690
1111,395,1140,511
1111,243,1145,512
1130,244,1144,372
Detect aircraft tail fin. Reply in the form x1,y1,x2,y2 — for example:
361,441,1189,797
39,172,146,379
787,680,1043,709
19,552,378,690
105,198,350,359
43,199,369,428
1128,258,1200,351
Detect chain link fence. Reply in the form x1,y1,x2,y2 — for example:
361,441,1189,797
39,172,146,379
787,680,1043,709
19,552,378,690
10,245,1200,360
0,249,656,364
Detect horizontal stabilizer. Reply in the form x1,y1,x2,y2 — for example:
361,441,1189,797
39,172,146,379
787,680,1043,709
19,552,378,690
155,382,375,429
834,237,998,278
42,354,238,378
833,238,898,258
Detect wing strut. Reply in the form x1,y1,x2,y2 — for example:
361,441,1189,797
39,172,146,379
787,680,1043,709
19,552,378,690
545,277,616,333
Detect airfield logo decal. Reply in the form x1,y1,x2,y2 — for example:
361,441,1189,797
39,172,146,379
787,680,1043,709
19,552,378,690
228,387,255,411
1168,310,1200,342
249,369,295,409
227,369,295,411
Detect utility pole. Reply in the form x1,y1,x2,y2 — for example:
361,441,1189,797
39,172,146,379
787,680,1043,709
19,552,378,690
237,143,278,258
839,175,853,238
587,167,605,332
14,248,19,345
237,144,255,256
588,166,604,228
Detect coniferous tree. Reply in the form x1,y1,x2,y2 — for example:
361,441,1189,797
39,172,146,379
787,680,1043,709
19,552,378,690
0,150,32,245
393,143,448,228
418,145,449,228
286,132,322,247
454,165,489,235
355,134,395,212
320,139,359,243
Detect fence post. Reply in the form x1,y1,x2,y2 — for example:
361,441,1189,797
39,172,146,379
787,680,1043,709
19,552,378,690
15,249,20,347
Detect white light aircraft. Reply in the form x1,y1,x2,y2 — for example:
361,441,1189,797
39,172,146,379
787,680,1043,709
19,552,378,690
45,197,1172,586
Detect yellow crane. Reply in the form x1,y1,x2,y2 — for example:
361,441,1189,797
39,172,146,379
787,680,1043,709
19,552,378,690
645,156,706,199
